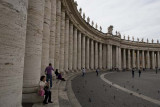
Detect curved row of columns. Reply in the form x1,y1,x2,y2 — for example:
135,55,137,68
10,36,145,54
1,0,160,106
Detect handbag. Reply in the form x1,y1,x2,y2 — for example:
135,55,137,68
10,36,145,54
38,87,45,96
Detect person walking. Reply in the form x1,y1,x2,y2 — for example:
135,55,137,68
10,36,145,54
132,68,134,78
45,63,54,88
96,68,99,76
139,69,141,77
82,68,85,77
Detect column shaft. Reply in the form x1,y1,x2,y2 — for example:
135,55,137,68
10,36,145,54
86,37,90,69
116,46,119,68
90,40,94,69
107,44,110,69
73,28,78,70
69,23,73,71
95,42,98,69
59,9,65,73
157,51,160,68
102,44,107,69
132,50,135,68
118,47,122,70
82,35,86,68
77,32,82,70
152,51,155,69
41,0,51,75
147,51,150,69
142,50,145,68
123,49,126,68
137,50,140,69
23,0,44,102
98,43,102,69
54,0,61,70
49,0,56,66
0,0,27,106
110,45,113,69
64,18,69,72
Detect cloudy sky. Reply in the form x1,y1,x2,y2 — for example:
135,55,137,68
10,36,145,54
76,0,160,42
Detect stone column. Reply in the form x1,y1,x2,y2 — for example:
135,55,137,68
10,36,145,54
110,45,113,69
157,51,160,68
118,47,122,70
69,23,73,71
107,44,111,69
23,0,44,103
152,51,155,69
64,17,69,72
116,46,119,68
90,40,94,69
54,0,61,70
86,37,90,69
123,49,126,69
59,9,65,73
142,50,145,68
82,35,86,69
103,44,107,69
41,0,51,75
99,43,102,69
73,28,78,70
95,42,98,69
147,51,150,69
132,50,135,68
77,32,82,70
137,50,140,69
0,0,27,106
49,0,56,66
128,49,131,69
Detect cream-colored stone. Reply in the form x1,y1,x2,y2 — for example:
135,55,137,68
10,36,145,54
23,0,44,103
49,0,56,67
59,9,65,73
82,35,86,68
73,28,78,70
64,18,69,72
41,0,51,75
90,40,94,69
86,37,90,69
99,43,102,69
102,44,107,69
77,32,82,70
69,23,73,71
0,0,28,106
54,0,61,70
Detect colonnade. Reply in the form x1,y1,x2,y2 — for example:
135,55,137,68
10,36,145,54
0,0,160,106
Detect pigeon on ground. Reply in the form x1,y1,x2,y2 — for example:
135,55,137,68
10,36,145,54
89,98,92,102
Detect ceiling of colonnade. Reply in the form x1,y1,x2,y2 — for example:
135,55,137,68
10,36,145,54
76,0,160,42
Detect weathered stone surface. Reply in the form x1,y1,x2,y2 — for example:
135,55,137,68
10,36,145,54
23,0,44,103
0,0,28,106
41,0,51,75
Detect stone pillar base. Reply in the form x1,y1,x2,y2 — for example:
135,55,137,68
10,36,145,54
22,93,43,103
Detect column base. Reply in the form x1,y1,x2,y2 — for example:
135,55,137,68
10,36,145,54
22,93,43,103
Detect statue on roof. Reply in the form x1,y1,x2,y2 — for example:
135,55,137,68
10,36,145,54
128,35,130,40
79,8,82,15
157,39,159,43
83,13,85,19
100,26,102,31
108,25,113,34
132,36,134,41
95,23,98,29
91,21,94,26
87,17,90,23
142,38,144,42
152,39,154,43
123,35,125,39
116,31,118,36
137,38,139,42
147,38,149,43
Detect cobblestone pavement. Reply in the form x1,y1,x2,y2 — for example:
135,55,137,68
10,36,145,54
72,71,160,107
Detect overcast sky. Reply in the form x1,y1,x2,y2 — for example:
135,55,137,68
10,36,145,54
76,0,160,42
